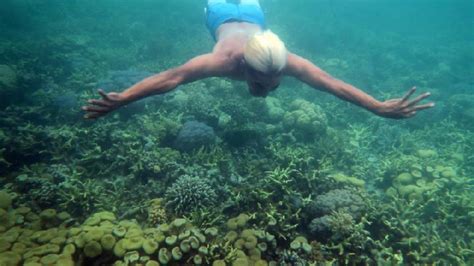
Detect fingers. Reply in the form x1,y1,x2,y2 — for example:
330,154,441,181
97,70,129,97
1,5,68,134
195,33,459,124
401,87,416,102
98,89,110,100
412,102,435,111
407,92,431,107
82,105,110,113
88,99,111,107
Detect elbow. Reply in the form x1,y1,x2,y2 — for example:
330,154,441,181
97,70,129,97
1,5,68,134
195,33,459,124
162,68,183,91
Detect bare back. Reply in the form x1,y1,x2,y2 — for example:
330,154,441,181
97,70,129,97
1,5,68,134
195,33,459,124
212,22,263,80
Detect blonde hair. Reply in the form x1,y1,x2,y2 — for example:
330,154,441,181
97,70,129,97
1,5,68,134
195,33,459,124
244,30,288,74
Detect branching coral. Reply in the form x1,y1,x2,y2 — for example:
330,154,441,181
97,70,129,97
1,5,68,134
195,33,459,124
164,175,218,215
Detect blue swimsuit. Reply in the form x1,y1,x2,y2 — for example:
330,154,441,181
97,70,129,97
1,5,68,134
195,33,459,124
206,3,265,41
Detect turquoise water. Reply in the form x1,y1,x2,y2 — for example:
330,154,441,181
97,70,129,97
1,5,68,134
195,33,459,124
0,0,472,265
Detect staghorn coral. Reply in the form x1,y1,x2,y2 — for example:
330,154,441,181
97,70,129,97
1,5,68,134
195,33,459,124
164,175,217,215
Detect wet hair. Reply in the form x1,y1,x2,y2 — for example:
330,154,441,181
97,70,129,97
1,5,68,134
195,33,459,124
244,30,287,75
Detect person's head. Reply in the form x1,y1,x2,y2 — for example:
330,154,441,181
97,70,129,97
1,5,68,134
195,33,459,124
244,30,287,97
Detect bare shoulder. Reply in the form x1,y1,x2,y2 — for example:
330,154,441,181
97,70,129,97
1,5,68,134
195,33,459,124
176,52,238,84
283,53,312,78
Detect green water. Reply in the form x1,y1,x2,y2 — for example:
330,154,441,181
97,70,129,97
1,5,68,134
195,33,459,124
0,0,472,265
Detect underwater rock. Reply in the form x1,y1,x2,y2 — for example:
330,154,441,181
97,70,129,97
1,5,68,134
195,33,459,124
174,121,216,152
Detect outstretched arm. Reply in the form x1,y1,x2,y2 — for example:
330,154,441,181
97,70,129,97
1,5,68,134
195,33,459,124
82,53,230,119
284,53,434,119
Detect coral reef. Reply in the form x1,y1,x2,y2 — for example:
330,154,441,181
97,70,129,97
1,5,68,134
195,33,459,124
174,121,216,152
164,175,218,215
306,188,367,220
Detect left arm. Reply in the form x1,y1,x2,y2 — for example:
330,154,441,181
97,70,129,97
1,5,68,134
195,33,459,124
284,53,434,119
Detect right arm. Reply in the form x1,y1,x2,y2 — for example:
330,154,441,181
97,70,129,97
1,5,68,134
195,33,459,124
82,53,230,119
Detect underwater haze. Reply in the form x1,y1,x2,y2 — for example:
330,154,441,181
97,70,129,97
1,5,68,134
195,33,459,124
0,0,473,265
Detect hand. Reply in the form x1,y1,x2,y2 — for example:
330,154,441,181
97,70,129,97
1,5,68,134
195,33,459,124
375,87,435,119
82,89,126,119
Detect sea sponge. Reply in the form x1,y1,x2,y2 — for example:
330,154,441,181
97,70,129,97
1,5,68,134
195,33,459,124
248,248,261,260
180,239,191,253
204,227,218,237
213,260,226,266
172,218,187,228
2,228,20,242
84,227,104,242
100,234,116,251
254,260,268,266
158,247,171,264
142,239,158,255
0,239,11,252
39,209,57,220
232,257,250,266
145,260,160,266
93,211,116,222
0,251,21,266
171,246,182,260
125,228,143,238
234,238,245,249
112,226,127,238
55,254,74,266
0,190,12,210
23,244,61,259
123,236,144,250
83,216,101,226
198,246,209,255
193,254,203,265
301,242,312,253
124,251,140,264
83,240,102,258
11,242,27,254
191,229,206,243
236,214,250,227
227,218,239,230
50,236,66,245
395,173,413,185
243,235,258,250
257,242,267,252
178,229,191,240
113,239,126,257
188,236,200,249
56,212,71,221
165,235,177,246
62,243,76,256
225,231,238,242
68,227,82,237
40,254,59,264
